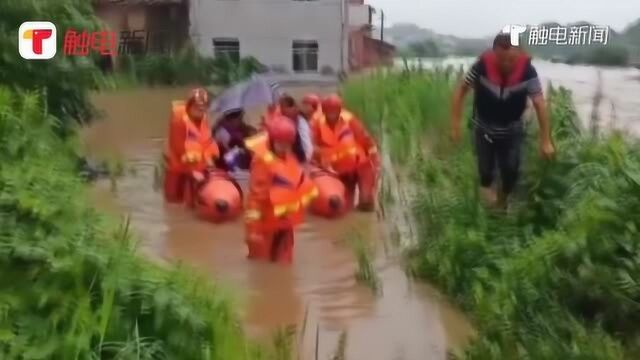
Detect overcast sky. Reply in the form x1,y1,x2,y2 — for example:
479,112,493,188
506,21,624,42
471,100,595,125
366,0,640,38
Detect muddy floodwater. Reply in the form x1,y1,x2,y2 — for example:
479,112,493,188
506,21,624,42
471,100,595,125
84,86,473,360
83,60,640,358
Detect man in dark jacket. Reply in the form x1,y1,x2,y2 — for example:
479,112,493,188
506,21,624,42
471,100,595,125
450,32,555,208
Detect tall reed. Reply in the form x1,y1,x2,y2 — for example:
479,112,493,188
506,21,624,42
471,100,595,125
342,68,640,358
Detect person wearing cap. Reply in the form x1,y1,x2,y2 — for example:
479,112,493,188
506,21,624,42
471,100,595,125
310,94,379,211
164,88,220,207
450,32,555,209
212,109,257,171
243,115,318,264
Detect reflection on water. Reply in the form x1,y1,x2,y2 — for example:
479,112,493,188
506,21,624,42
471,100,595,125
401,57,640,136
85,86,473,360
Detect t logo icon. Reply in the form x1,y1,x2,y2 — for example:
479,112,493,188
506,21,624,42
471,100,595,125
502,24,527,46
18,22,57,60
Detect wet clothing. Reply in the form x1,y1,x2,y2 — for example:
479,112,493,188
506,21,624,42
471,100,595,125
244,134,318,264
464,50,541,195
310,110,379,210
464,51,542,137
473,123,524,195
212,118,256,171
262,110,313,164
164,101,219,204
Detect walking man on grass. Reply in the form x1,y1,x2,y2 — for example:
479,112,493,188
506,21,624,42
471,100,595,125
450,32,556,209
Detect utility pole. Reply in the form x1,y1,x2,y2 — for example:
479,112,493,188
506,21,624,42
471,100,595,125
380,10,385,42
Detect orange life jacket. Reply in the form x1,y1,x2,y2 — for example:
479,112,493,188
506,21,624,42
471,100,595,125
165,100,219,172
314,110,365,174
245,132,318,223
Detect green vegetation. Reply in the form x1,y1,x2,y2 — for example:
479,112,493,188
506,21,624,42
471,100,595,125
0,1,279,359
2,0,105,135
403,39,442,58
0,88,266,359
346,230,381,294
112,48,266,87
343,67,640,358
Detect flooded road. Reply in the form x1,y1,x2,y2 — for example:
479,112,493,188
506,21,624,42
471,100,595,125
84,86,473,360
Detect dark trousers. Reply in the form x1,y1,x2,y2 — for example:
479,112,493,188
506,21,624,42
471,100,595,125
473,125,524,195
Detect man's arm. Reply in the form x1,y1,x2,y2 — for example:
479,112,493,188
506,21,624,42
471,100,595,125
526,64,555,158
450,62,478,141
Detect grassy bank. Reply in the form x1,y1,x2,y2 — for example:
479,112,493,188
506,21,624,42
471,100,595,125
343,67,640,359
0,88,273,359
0,1,278,358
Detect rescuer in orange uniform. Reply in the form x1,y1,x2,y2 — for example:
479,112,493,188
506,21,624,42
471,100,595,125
163,88,220,207
310,94,379,211
243,116,318,264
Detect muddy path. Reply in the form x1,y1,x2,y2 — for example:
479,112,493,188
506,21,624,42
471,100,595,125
83,86,473,360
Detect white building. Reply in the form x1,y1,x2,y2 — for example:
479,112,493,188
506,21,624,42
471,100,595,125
189,0,350,78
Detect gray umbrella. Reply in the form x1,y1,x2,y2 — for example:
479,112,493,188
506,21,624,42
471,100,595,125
210,74,283,115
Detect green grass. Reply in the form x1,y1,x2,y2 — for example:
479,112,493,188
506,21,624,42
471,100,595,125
344,229,381,295
343,68,640,359
0,88,278,359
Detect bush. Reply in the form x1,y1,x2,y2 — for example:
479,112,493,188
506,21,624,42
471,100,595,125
117,47,266,87
343,69,640,359
1,0,104,135
0,88,267,359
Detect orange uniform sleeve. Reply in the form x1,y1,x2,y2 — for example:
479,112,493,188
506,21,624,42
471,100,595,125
245,158,272,221
168,114,187,160
349,116,377,154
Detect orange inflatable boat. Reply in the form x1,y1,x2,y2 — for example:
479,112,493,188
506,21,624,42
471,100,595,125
194,169,243,223
309,167,348,218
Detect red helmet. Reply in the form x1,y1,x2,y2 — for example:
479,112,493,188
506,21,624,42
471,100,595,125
266,116,297,144
187,88,209,108
322,94,343,114
302,94,321,109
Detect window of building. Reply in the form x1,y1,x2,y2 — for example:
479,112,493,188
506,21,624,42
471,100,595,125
292,40,318,72
212,38,240,63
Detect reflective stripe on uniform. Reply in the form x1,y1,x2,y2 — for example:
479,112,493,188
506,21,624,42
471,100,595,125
272,186,318,217
245,209,261,221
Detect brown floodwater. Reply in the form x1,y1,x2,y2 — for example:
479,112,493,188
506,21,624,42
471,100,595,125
83,86,473,360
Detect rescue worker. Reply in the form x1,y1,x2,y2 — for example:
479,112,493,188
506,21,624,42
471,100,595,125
311,94,379,211
244,116,318,264
252,94,313,165
301,93,322,123
164,88,220,207
450,32,555,209
212,108,257,171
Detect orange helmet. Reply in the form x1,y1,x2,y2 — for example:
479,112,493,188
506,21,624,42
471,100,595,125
322,94,343,114
187,88,210,108
302,94,321,109
266,116,297,144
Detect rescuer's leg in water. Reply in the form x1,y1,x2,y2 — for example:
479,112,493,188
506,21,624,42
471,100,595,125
244,116,318,264
164,88,219,205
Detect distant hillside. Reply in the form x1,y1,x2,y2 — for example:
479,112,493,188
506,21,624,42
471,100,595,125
385,23,490,57
386,19,640,66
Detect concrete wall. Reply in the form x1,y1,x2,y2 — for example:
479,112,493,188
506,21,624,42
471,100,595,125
348,3,370,28
189,0,347,76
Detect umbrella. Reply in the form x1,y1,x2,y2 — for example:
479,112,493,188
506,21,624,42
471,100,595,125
210,74,283,115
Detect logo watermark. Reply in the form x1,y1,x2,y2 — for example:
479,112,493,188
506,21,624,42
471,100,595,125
502,24,610,47
19,21,57,60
